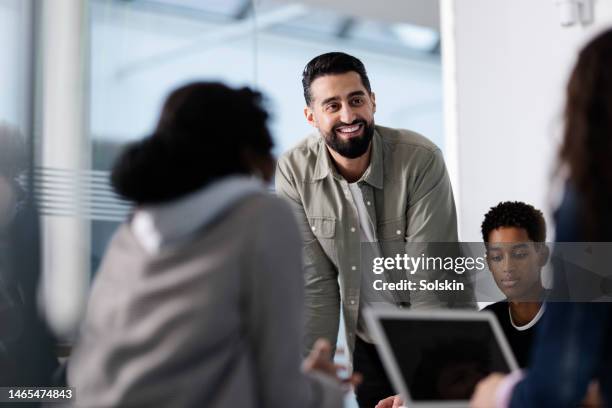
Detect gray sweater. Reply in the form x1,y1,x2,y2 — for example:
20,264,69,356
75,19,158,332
68,192,343,407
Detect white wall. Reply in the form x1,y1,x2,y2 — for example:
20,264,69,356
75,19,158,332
442,0,612,241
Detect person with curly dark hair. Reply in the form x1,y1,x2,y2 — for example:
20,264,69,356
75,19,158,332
376,202,549,408
471,28,612,408
480,201,546,244
481,201,549,368
67,82,355,407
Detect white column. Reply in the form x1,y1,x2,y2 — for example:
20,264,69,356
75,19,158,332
39,0,90,336
440,0,462,238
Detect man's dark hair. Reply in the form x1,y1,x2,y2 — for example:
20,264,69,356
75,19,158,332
481,201,546,243
111,82,273,205
302,52,371,105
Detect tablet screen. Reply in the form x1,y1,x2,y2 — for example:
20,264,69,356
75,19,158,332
379,317,513,401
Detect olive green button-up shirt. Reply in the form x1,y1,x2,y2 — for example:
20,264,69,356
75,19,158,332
275,125,471,357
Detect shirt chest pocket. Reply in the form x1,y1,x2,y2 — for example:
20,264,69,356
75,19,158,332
304,216,338,266
308,216,336,239
377,216,406,242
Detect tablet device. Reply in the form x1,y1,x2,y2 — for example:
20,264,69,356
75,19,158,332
365,308,519,408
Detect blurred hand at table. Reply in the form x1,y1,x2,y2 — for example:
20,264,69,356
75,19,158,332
470,373,506,408
302,338,362,389
376,394,404,408
581,381,602,408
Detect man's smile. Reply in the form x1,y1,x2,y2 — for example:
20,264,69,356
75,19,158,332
334,122,364,139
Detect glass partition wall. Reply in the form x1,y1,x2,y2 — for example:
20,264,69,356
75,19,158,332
4,0,443,403
88,4,442,406
0,0,61,387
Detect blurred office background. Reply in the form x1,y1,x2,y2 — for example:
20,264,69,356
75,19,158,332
90,3,441,406
2,0,612,405
87,0,444,287
2,1,442,404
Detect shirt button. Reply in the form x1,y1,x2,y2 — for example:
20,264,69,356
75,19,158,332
351,266,356,271
396,230,402,235
367,201,371,206
350,300,355,305
311,226,316,232
350,227,356,232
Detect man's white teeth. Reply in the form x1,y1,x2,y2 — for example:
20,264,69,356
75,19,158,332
338,124,360,133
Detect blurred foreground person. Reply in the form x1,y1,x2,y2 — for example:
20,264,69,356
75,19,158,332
0,124,58,388
471,28,612,408
68,83,354,407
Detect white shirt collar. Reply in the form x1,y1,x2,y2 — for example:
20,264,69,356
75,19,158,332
509,302,546,331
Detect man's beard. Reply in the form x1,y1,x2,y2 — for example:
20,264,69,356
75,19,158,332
321,119,375,159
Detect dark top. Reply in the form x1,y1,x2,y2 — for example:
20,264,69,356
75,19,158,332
483,301,540,368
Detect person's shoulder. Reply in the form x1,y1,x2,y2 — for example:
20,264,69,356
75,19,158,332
233,192,294,222
277,132,320,168
234,193,301,248
376,125,445,175
482,301,509,318
239,193,299,234
276,132,323,184
376,125,440,154
554,183,583,242
186,193,300,252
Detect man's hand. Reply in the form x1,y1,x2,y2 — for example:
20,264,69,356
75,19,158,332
470,373,506,408
302,338,362,388
376,394,404,408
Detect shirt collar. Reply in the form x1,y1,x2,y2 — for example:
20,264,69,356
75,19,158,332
311,127,384,189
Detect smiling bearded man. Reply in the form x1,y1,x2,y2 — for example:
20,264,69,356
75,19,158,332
324,117,373,159
275,52,474,408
